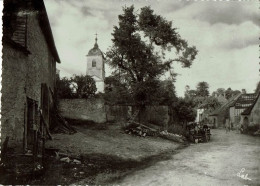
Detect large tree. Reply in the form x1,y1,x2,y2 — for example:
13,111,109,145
106,6,197,106
196,81,209,97
171,98,196,124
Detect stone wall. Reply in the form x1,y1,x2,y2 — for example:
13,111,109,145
105,105,130,123
1,44,28,143
58,99,169,128
59,99,107,123
251,95,260,125
1,12,57,144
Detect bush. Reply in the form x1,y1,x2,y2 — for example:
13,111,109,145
168,124,188,137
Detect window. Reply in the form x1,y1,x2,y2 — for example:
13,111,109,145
92,59,96,67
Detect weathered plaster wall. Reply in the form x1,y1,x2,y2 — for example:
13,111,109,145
1,12,56,144
1,44,27,143
251,96,260,125
87,55,104,80
59,99,107,123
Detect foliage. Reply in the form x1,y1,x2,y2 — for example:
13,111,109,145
212,88,225,97
104,75,177,106
104,75,133,104
56,74,96,99
171,97,196,123
71,74,97,99
168,124,188,137
106,5,197,106
196,81,209,97
225,87,241,100
255,81,260,94
56,73,73,99
158,80,177,105
184,82,221,112
197,96,221,111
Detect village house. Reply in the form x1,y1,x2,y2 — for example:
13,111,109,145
209,89,258,129
229,90,257,128
209,93,241,128
196,94,227,127
240,91,260,128
1,0,60,153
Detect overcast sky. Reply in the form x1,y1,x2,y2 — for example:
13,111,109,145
44,0,259,97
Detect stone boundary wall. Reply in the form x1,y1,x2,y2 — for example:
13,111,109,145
59,99,170,127
58,98,107,123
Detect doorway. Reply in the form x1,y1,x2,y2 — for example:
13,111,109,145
25,97,38,152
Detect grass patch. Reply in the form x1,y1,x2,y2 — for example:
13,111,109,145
65,118,109,130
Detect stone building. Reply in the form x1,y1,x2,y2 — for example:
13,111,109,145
229,92,257,128
240,91,260,128
86,35,105,93
209,89,258,129
209,93,241,128
1,0,60,152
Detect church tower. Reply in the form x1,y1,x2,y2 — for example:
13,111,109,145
86,34,105,93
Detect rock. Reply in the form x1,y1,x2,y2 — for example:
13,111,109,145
60,157,70,163
72,159,81,164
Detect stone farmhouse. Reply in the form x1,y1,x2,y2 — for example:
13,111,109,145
240,91,260,128
229,91,257,128
209,89,258,129
1,0,60,153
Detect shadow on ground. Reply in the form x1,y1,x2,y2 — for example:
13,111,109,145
0,143,188,185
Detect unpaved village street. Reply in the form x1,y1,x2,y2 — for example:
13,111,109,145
114,129,260,186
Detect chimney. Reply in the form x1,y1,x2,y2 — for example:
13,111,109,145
242,89,246,94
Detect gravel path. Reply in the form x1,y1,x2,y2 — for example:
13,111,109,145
114,129,260,186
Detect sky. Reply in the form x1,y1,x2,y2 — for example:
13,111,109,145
44,0,259,97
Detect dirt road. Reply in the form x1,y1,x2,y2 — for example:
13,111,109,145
114,129,260,186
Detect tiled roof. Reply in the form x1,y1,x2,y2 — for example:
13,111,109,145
3,0,61,63
209,93,241,116
234,93,257,109
241,91,260,115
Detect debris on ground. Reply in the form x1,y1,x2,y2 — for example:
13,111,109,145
253,129,260,136
60,157,71,163
124,122,159,137
72,159,81,164
159,131,186,143
49,90,77,135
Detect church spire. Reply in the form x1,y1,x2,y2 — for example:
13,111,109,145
94,32,98,48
